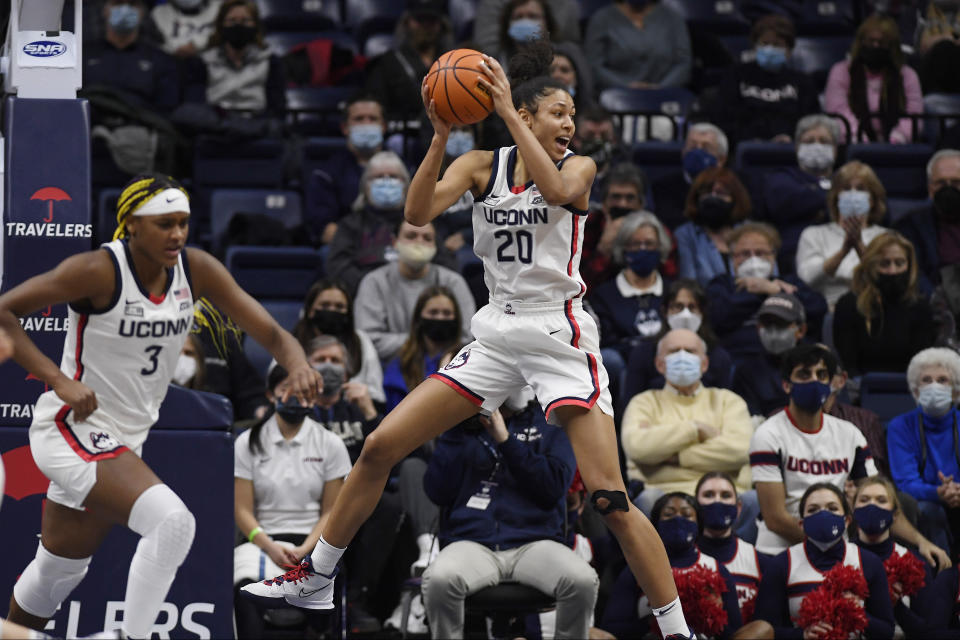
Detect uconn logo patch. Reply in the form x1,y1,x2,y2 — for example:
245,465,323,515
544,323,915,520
89,431,120,451
444,350,470,370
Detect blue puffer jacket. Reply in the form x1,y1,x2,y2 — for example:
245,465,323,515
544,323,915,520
424,405,576,551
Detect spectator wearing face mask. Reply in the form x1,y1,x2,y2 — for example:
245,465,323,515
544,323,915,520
707,223,826,363
833,233,934,378
233,363,351,640
758,115,839,276
888,347,960,555
490,0,560,68
382,287,465,413
796,161,890,308
171,334,207,390
915,0,960,95
714,14,817,145
585,0,691,92
572,106,630,210
152,0,221,58
474,0,580,63
621,329,753,516
306,94,388,245
895,149,960,290
355,220,476,362
731,293,811,418
675,167,753,286
824,13,923,144
621,279,735,408
550,43,596,109
291,279,385,405
651,123,730,232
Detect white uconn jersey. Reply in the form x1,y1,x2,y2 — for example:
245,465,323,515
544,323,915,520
725,539,762,614
786,542,862,619
472,146,589,303
44,239,194,450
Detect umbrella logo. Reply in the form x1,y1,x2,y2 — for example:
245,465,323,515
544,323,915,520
1,445,49,501
30,187,71,223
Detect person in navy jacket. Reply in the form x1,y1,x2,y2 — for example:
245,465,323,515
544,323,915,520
750,482,894,640
420,393,599,639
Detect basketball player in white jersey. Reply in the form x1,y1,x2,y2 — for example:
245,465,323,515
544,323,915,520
244,40,693,639
0,175,322,639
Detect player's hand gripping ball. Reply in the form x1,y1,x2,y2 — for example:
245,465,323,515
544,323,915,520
425,49,495,125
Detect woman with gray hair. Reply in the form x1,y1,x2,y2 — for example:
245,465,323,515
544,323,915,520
588,210,672,387
325,151,415,296
887,346,960,555
759,114,842,275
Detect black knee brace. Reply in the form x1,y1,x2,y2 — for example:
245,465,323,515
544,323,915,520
590,489,629,515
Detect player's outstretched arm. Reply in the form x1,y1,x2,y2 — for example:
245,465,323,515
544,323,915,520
0,251,114,420
186,248,321,406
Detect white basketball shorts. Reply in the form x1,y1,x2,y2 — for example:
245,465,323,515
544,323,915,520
29,391,136,510
431,299,613,421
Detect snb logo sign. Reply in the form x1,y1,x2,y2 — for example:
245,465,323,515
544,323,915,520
23,41,66,58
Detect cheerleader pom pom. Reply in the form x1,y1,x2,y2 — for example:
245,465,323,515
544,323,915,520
660,564,728,638
883,551,926,602
795,565,869,640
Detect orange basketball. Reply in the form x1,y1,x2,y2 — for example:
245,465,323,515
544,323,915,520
425,49,495,125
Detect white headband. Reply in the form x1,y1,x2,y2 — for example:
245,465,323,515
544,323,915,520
134,188,190,216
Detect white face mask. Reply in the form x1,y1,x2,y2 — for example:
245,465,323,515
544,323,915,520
173,354,197,386
917,382,955,417
736,256,773,279
395,241,437,270
796,143,835,172
666,308,702,333
664,349,703,387
837,189,871,219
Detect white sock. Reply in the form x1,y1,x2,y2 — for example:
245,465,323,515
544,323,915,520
310,535,345,575
652,597,689,637
123,548,177,638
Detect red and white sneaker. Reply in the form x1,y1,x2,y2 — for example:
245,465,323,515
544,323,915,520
240,557,337,610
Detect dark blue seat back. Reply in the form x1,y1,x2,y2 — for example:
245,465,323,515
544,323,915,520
344,0,404,47
846,143,934,199
210,189,303,253
632,141,684,186
860,372,916,425
791,35,850,86
257,0,341,31
663,0,750,34
193,137,286,190
796,0,856,35
285,86,354,136
225,245,324,299
243,300,304,377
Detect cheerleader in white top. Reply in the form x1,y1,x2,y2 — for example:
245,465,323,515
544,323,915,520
750,483,894,640
695,471,767,623
243,39,692,639
0,175,322,639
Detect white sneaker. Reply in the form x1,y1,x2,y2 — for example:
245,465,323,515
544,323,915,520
240,557,337,610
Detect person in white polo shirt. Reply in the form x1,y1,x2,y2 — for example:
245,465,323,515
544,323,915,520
749,344,950,571
233,364,351,639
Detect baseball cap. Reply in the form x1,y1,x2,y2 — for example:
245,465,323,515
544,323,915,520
407,0,446,18
758,292,805,325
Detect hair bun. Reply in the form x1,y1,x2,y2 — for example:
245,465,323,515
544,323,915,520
507,39,554,86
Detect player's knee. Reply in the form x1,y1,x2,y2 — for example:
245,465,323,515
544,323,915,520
150,507,196,567
128,485,195,568
13,543,91,618
590,489,630,516
358,430,404,469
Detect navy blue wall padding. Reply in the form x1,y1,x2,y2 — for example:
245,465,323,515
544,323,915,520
846,144,934,199
209,188,303,253
1,97,92,427
0,427,234,638
225,246,324,299
243,300,303,377
860,372,916,425
192,136,286,189
153,384,234,431
258,0,341,31
662,0,750,34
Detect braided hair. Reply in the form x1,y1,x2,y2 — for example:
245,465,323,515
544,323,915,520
113,173,189,240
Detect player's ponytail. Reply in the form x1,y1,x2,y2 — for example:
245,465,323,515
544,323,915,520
508,39,567,113
113,173,188,240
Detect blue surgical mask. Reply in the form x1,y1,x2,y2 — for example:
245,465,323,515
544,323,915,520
682,148,717,181
701,502,738,531
109,4,141,33
624,249,660,277
918,382,954,418
755,45,788,71
508,18,541,42
803,509,846,551
837,189,871,219
664,349,702,387
853,503,893,536
349,124,383,153
368,176,405,210
790,380,831,412
658,516,699,553
275,396,311,424
445,130,474,158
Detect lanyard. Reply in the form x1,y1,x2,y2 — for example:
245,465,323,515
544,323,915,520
918,410,960,476
475,433,502,483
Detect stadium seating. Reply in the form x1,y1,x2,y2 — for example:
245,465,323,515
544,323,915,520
256,0,341,32
600,88,695,142
791,35,851,86
210,189,303,253
192,136,287,190
662,0,750,35
285,86,355,136
244,299,304,376
344,0,405,48
922,93,960,145
263,29,358,57
224,245,323,300
450,0,478,42
631,141,684,186
859,372,916,425
795,0,856,35
846,143,934,199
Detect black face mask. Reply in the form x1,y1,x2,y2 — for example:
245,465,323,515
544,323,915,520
310,310,350,335
876,271,910,300
608,206,634,219
275,397,311,424
421,318,459,344
859,46,891,70
697,196,734,229
934,186,960,221
579,138,616,168
222,24,257,49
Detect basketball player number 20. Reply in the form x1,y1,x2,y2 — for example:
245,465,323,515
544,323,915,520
141,345,162,375
494,230,533,264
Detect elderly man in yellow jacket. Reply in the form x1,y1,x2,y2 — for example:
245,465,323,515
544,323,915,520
622,328,753,515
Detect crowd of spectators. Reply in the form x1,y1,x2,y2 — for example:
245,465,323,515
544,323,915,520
70,0,960,637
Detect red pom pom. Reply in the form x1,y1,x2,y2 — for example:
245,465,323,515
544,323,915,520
883,551,926,602
795,564,869,640
658,564,729,638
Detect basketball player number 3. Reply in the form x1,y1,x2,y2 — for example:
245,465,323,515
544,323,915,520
494,230,533,264
141,345,162,375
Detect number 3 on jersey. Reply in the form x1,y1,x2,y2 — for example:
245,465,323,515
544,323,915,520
494,229,533,264
142,345,162,375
